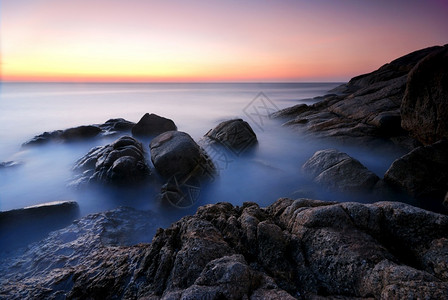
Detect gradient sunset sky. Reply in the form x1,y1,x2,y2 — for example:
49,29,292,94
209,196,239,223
1,0,447,82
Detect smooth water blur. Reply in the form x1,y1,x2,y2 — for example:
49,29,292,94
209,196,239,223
0,82,407,234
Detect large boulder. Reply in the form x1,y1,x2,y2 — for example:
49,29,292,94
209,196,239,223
150,131,215,180
401,45,448,145
1,199,447,299
131,113,177,137
72,135,150,186
302,149,380,193
204,119,257,155
384,140,448,211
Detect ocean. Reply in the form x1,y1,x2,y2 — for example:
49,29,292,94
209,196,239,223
0,82,406,228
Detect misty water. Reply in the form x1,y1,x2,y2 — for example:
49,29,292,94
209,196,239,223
0,83,408,249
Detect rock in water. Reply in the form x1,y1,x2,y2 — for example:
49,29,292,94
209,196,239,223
150,131,215,180
1,199,447,299
302,149,379,193
131,113,177,137
401,45,448,145
384,140,448,211
204,119,257,154
72,135,150,186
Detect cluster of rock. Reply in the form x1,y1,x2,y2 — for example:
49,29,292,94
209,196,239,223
1,198,447,299
25,114,257,206
275,45,448,212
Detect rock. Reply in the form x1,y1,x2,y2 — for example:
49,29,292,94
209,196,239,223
204,119,257,154
401,45,448,145
0,161,21,169
72,135,150,186
2,198,447,299
22,118,135,146
99,118,135,134
150,131,215,180
302,149,380,193
384,140,448,211
0,201,79,252
131,113,177,137
273,45,446,148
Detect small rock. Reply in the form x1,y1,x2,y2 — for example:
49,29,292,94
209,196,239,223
131,113,177,137
204,119,257,155
302,149,379,193
0,161,21,169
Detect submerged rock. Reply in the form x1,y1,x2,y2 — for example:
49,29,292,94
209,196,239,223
23,118,135,146
0,201,79,252
204,119,257,154
401,45,448,145
0,161,21,169
302,149,380,193
384,140,448,211
1,198,447,299
131,113,177,137
72,135,150,186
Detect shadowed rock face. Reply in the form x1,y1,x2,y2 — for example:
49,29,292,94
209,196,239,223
302,149,379,193
401,45,448,145
132,113,177,137
1,198,447,299
384,140,448,212
72,135,150,186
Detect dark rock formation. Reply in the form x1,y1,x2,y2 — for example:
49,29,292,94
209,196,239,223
23,118,135,146
0,201,79,252
150,131,215,180
204,119,257,155
302,149,379,193
1,198,447,299
0,161,21,169
384,140,448,211
72,135,150,186
273,45,445,148
401,45,448,145
132,113,177,137
99,118,135,134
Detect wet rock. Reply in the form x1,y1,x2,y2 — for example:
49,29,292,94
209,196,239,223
131,113,177,137
401,45,448,145
302,149,380,193
72,135,150,186
99,118,135,134
2,198,447,299
204,119,257,154
0,201,79,252
0,161,21,169
150,131,215,180
384,140,448,211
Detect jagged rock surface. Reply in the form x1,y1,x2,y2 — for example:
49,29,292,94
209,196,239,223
72,135,150,186
1,198,447,299
273,45,445,148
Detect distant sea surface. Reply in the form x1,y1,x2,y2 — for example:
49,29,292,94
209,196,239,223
0,82,404,223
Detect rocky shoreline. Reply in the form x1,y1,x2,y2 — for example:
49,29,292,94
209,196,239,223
1,45,448,299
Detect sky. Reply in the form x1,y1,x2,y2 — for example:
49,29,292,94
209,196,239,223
1,0,447,82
